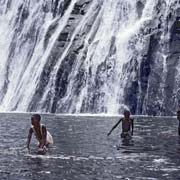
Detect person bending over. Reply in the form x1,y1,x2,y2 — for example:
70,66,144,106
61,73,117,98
27,114,53,153
107,110,134,138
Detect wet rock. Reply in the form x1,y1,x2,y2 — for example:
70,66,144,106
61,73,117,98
58,32,69,41
136,1,144,18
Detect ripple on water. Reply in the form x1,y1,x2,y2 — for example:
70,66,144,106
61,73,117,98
1,114,180,180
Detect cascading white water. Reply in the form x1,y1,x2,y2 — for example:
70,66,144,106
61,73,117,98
0,0,179,115
0,0,77,111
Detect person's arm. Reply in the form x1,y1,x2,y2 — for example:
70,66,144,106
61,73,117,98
131,119,134,136
177,112,180,121
39,126,47,148
107,119,122,136
27,128,33,150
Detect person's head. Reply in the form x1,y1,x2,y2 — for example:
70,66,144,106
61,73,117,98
124,110,130,118
31,114,41,127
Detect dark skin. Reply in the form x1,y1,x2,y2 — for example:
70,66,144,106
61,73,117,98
177,111,180,136
27,117,47,150
107,111,134,136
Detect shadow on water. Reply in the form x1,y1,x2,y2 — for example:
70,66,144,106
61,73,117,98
1,114,180,179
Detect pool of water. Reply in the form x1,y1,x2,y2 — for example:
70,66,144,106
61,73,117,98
1,113,180,180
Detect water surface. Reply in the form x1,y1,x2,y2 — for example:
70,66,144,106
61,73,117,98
0,114,180,179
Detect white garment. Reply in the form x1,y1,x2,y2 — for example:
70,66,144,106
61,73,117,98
32,124,53,145
46,130,53,145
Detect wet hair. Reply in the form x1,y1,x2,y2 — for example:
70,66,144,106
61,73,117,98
31,114,41,122
124,110,130,114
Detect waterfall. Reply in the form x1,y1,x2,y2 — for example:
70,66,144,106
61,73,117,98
0,0,179,115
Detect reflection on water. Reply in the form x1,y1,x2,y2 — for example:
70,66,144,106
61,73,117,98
1,114,180,179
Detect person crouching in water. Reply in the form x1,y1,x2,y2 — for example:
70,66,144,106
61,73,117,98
107,110,134,138
27,114,53,154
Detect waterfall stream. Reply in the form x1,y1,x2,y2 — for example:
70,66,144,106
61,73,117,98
0,0,179,115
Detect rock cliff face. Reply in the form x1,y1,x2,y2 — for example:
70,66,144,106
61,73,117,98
0,0,180,115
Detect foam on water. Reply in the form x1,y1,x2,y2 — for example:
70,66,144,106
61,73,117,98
0,0,178,114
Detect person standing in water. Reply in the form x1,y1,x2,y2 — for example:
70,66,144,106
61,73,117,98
27,114,53,153
177,108,180,136
107,110,134,138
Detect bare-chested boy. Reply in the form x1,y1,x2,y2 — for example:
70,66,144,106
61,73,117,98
27,114,53,154
107,110,134,138
177,109,180,136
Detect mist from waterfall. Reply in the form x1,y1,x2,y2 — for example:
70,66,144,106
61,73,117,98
0,0,179,115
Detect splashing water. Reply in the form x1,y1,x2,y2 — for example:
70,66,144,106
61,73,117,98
0,0,179,114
